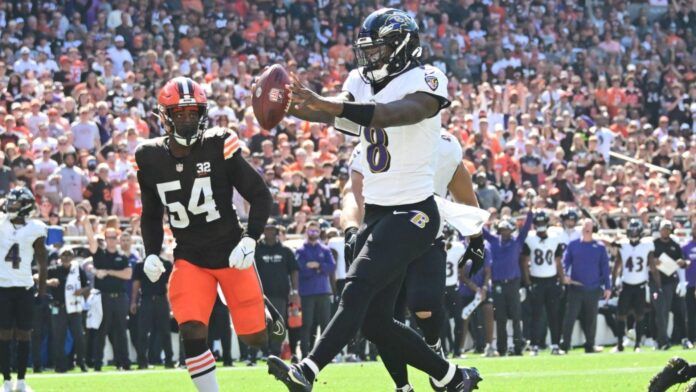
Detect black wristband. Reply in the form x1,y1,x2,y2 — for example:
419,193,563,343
344,226,359,237
339,102,375,128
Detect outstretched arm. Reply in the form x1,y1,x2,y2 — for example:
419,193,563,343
33,237,48,297
288,75,443,129
138,171,165,256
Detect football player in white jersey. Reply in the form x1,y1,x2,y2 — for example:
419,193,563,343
0,187,48,392
521,211,565,356
268,8,480,392
553,208,581,252
612,219,658,352
350,130,483,391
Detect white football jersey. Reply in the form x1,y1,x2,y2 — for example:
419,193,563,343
0,215,47,288
619,239,654,285
342,65,449,206
327,237,346,281
550,227,581,251
446,241,465,287
525,234,562,278
352,130,461,236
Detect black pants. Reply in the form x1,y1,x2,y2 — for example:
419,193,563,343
443,285,463,356
561,287,601,351
266,296,288,356
300,294,332,358
308,197,449,379
31,300,49,369
94,293,130,368
136,295,172,366
686,287,696,343
462,295,487,352
670,294,688,344
530,276,562,346
208,299,232,362
655,281,676,347
51,306,85,371
492,278,523,354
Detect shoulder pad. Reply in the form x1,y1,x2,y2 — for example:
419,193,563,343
204,127,241,160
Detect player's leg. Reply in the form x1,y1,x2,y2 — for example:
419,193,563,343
614,287,631,352
407,243,447,348
169,259,219,392
214,265,267,351
648,357,693,392
136,296,154,368
0,288,13,385
546,280,563,350
14,287,34,390
529,278,545,352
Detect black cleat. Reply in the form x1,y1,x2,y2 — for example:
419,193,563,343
265,296,286,342
447,367,482,392
648,357,690,392
267,355,313,392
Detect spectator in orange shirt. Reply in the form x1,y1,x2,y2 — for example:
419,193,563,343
606,74,625,118
120,171,141,218
315,139,336,165
179,27,206,56
495,142,521,184
328,34,354,64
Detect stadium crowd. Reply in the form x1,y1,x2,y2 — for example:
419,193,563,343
0,0,695,376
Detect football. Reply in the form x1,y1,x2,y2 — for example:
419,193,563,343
252,64,291,130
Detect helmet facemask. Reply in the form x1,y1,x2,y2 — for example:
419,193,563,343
355,32,421,84
159,104,208,147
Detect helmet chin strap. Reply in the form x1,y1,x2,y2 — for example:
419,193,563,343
367,33,413,84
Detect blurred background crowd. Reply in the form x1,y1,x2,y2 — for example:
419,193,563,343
0,0,696,373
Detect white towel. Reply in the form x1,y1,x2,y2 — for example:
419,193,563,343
86,289,103,330
65,261,85,314
435,196,490,237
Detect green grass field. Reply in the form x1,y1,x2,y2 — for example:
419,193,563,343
21,348,695,391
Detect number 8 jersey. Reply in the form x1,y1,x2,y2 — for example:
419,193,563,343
618,239,654,285
135,127,271,269
342,64,449,206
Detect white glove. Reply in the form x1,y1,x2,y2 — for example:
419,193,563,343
614,277,623,291
229,236,257,269
143,255,166,283
676,282,688,297
519,287,527,303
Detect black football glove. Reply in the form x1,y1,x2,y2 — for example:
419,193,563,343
344,226,359,268
461,235,485,278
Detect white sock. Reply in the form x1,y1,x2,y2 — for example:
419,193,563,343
396,385,414,392
433,363,457,388
186,350,218,392
300,358,320,378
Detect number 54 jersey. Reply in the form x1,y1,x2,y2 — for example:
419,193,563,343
135,127,266,269
342,64,450,206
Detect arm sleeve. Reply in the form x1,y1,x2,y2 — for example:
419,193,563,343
599,245,611,290
227,151,272,240
285,248,299,273
320,247,336,275
563,244,573,275
295,248,315,278
135,148,165,256
517,210,534,243
482,227,496,244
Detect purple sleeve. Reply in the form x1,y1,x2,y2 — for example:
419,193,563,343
599,245,611,290
320,248,336,275
295,248,315,278
516,210,534,244
482,227,496,244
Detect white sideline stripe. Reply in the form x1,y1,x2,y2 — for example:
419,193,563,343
27,364,662,380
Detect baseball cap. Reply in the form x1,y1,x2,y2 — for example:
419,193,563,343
659,220,673,231
20,47,30,54
59,246,75,256
114,35,125,43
